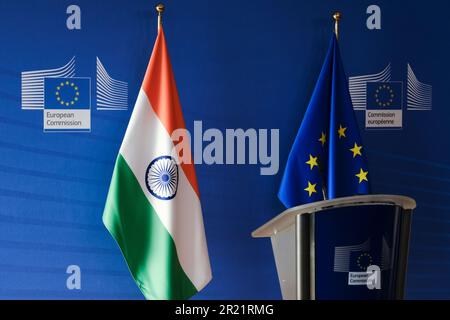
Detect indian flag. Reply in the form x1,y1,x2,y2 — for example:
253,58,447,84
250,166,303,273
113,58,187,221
102,27,212,300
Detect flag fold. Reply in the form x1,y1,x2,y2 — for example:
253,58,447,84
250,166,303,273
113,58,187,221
278,35,371,208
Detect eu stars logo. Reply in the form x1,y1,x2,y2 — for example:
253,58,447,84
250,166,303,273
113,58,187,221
374,84,395,107
43,77,91,132
349,63,432,131
365,82,403,129
55,80,80,107
21,56,129,133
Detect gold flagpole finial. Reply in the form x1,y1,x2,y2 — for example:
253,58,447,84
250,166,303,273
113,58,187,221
333,11,342,40
156,3,165,31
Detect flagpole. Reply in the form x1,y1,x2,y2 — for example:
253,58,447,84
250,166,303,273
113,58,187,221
156,3,165,31
320,13,342,201
333,12,341,40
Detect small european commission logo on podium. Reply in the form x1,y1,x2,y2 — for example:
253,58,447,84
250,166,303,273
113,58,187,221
366,82,403,129
43,77,91,132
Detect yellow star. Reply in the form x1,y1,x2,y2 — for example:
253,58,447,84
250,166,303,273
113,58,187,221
355,168,369,184
306,154,319,170
338,125,347,139
304,181,317,197
319,132,327,146
349,143,362,158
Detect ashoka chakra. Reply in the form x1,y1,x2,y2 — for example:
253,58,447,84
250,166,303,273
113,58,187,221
145,156,179,200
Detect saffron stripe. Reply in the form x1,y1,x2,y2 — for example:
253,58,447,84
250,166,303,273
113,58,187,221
141,27,199,197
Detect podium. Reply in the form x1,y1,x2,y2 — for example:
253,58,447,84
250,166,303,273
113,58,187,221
252,195,416,300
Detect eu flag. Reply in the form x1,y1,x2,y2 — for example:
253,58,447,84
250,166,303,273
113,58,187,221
278,35,370,208
44,77,91,110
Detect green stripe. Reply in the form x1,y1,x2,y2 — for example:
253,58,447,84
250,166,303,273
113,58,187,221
102,154,197,300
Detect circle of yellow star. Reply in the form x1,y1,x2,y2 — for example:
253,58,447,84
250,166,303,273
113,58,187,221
319,132,327,146
338,125,347,139
306,154,319,170
350,143,362,158
356,168,369,184
357,252,373,270
304,181,317,197
375,84,394,107
55,81,79,107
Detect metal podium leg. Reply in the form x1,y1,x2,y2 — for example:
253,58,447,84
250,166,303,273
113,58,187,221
295,214,311,300
395,209,413,299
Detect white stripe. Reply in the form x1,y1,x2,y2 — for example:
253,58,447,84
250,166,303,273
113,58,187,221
348,64,391,110
21,57,76,110
96,57,128,110
119,89,212,291
407,63,432,110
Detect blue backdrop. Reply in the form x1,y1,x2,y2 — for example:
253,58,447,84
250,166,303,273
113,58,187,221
0,0,447,299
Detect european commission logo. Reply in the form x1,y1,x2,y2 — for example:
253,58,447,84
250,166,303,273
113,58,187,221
365,81,403,129
21,56,129,132
334,237,391,289
349,63,432,129
43,77,91,132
